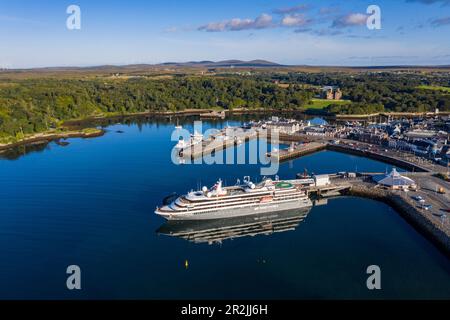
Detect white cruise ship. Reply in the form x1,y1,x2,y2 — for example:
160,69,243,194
155,177,312,220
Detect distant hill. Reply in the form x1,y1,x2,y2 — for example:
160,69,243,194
158,59,283,68
0,60,283,75
2,61,450,79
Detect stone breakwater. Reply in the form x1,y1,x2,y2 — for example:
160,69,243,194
347,184,450,257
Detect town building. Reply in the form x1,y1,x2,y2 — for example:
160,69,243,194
373,169,417,190
263,117,301,134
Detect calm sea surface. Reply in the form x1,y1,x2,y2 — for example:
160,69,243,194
0,118,449,299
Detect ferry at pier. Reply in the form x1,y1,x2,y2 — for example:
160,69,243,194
155,177,312,220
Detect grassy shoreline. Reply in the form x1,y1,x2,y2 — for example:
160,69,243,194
0,128,104,152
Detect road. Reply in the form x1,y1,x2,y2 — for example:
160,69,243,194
394,174,449,233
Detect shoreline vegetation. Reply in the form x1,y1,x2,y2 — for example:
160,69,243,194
1,108,450,153
0,127,104,152
2,108,450,152
0,69,449,151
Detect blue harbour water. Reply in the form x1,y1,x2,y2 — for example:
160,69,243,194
0,118,449,299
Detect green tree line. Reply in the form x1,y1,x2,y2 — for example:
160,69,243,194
1,72,449,140
266,72,450,114
0,77,312,139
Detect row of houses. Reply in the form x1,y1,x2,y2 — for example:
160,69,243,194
250,115,450,166
345,118,450,165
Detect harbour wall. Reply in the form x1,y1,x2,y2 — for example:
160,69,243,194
326,145,430,172
347,185,450,257
273,142,430,173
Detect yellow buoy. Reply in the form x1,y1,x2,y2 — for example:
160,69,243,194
185,260,189,269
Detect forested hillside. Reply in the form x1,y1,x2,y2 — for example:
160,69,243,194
0,77,311,140
0,71,449,142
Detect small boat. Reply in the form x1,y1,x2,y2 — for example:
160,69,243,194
175,118,183,130
175,123,183,131
55,140,70,147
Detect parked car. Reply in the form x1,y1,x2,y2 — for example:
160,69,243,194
420,204,433,211
412,195,424,202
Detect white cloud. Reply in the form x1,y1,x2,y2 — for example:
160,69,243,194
199,14,273,32
332,13,368,28
281,14,310,27
273,5,309,15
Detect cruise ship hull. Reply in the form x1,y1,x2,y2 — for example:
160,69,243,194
156,198,312,221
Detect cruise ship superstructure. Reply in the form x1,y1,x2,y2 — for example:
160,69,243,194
155,177,312,220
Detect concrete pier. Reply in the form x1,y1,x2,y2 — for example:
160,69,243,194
268,142,327,161
179,129,257,159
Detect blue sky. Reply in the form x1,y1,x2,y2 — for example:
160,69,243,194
0,0,449,68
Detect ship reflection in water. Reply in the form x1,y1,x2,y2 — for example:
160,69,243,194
156,209,311,245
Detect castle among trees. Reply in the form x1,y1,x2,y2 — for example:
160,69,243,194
321,86,342,100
